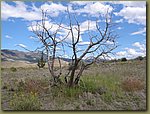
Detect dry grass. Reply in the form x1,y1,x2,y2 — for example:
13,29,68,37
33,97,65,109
121,77,144,92
1,60,146,110
17,78,49,94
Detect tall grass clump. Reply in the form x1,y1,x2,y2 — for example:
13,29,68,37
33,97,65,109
10,67,17,72
79,76,100,93
63,86,83,98
50,85,83,99
1,68,4,71
10,92,41,110
80,74,123,102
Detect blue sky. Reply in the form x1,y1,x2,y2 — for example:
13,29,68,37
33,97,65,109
1,1,146,59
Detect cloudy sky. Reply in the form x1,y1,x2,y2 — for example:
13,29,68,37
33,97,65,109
1,1,146,59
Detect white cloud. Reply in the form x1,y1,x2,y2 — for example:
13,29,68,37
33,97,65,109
78,41,90,45
28,19,99,43
56,47,61,51
1,1,67,21
1,1,42,21
8,19,15,23
132,42,141,47
117,27,123,30
126,48,137,55
110,1,146,7
126,48,145,58
106,41,114,45
71,1,91,6
116,51,127,56
80,20,96,33
28,20,83,42
29,36,35,39
40,2,67,17
115,6,146,25
15,44,27,48
116,48,145,59
5,35,12,39
28,20,61,33
72,2,113,17
132,42,146,52
116,41,146,59
131,27,146,35
62,54,69,58
115,19,123,23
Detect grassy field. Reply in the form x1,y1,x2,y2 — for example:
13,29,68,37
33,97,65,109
1,59,146,110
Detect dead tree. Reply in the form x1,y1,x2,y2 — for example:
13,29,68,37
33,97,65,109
64,9,118,87
30,9,118,87
30,10,69,85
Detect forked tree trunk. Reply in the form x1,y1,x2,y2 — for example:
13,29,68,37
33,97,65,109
68,68,76,87
68,61,79,87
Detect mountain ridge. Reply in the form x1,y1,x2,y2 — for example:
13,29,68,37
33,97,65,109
1,49,72,63
1,49,47,63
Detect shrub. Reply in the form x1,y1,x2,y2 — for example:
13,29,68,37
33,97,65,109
15,78,49,94
121,58,127,62
2,85,8,90
10,92,41,110
136,56,144,61
121,77,144,92
17,79,25,92
37,51,46,68
1,68,4,71
37,59,45,68
18,78,49,94
10,67,17,72
2,82,9,90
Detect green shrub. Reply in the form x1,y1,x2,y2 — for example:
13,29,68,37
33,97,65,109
10,92,41,110
17,79,25,92
37,59,45,68
1,68,4,71
121,58,127,62
136,56,144,61
2,85,8,90
10,67,17,72
37,51,46,68
2,82,9,90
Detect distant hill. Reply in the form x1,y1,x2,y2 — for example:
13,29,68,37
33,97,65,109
60,58,72,62
1,49,69,68
1,49,107,64
1,49,47,63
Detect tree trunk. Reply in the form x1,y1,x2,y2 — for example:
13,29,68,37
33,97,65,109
68,67,76,87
